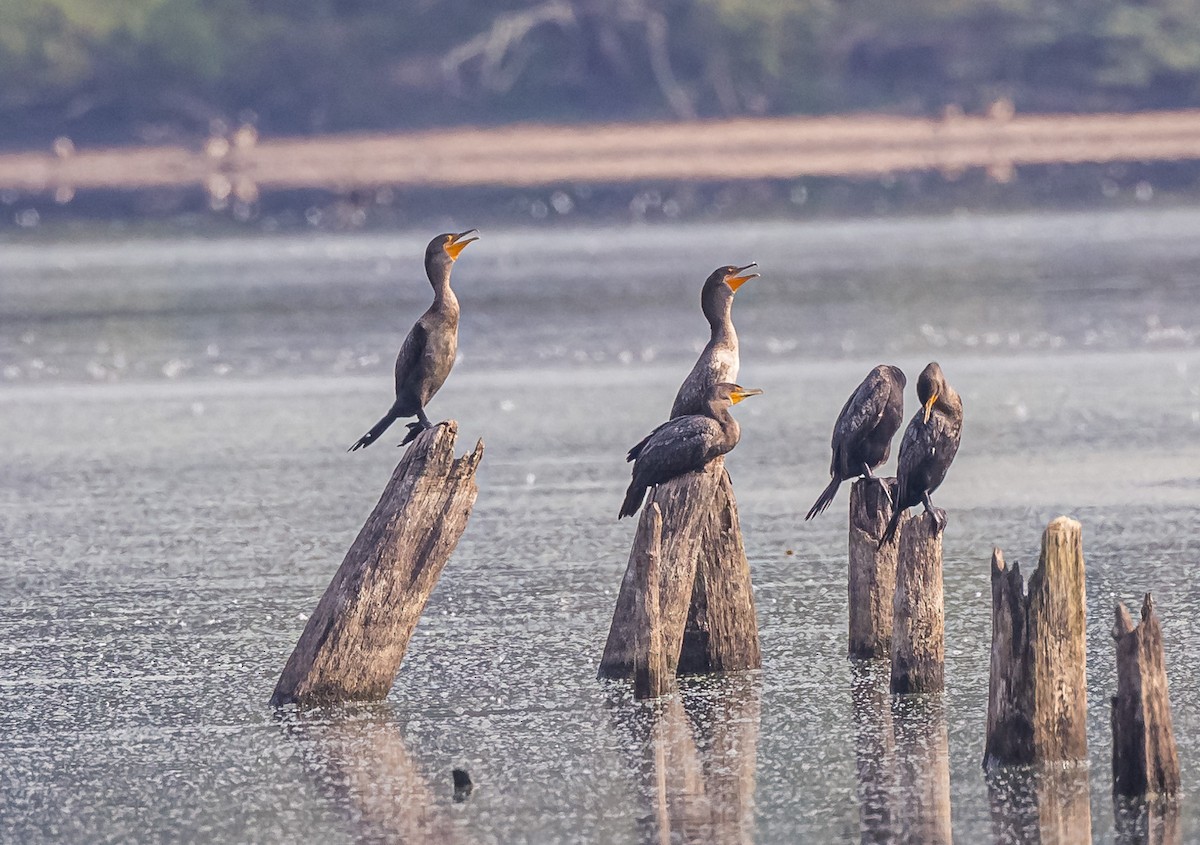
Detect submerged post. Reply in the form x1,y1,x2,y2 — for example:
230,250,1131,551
848,477,901,659
890,510,944,694
983,516,1088,768
1112,593,1180,798
599,458,760,686
271,422,483,707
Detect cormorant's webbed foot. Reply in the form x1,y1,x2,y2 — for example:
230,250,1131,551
921,493,947,535
398,421,427,447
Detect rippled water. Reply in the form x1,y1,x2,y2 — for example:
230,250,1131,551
3,209,1200,843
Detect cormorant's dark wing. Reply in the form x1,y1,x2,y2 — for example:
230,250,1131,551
836,370,892,441
894,412,928,510
827,369,889,475
393,319,428,395
627,420,671,462
632,416,722,488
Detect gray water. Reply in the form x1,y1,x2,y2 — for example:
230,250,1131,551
2,209,1200,843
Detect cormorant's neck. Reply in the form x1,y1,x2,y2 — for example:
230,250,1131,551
427,261,456,307
703,293,736,345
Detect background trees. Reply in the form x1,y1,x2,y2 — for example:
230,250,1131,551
3,0,1200,148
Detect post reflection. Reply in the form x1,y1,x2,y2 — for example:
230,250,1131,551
986,764,1092,845
612,674,761,844
851,661,951,844
1114,795,1180,845
279,704,464,844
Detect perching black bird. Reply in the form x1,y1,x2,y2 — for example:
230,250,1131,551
619,382,762,519
349,230,477,451
805,364,907,520
881,362,963,545
626,264,757,463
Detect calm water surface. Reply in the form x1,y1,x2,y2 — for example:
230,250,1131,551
3,209,1200,843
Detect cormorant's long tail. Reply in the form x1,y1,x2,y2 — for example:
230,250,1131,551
618,482,647,519
805,476,842,521
880,504,903,546
348,405,401,451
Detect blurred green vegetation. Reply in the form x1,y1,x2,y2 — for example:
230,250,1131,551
2,0,1200,147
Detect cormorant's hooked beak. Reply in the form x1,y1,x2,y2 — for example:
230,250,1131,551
731,387,764,404
446,229,479,260
923,393,938,424
727,262,759,291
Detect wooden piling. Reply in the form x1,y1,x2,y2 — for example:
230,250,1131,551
848,478,902,659
600,459,760,684
678,468,762,675
271,422,483,707
890,511,944,695
1112,594,1180,798
633,505,671,700
983,516,1088,768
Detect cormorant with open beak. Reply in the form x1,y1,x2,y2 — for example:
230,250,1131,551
349,230,478,451
627,264,757,463
881,362,963,544
805,364,907,519
620,382,762,519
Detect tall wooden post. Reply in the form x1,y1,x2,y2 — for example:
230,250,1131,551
848,478,901,659
984,516,1088,768
1112,594,1180,798
633,504,671,700
600,459,760,686
890,511,944,694
271,422,483,707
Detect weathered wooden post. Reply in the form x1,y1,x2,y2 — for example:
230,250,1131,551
632,504,671,700
271,422,483,707
1112,593,1180,798
890,511,944,694
849,478,902,659
600,458,760,688
983,516,1088,768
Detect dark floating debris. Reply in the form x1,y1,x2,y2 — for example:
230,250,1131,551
452,768,473,802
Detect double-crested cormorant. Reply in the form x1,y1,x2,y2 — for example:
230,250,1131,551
881,362,963,544
805,364,907,519
349,230,478,451
626,264,757,463
619,382,763,519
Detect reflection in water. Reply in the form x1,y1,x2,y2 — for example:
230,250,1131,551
1114,796,1181,845
986,765,1092,845
611,674,761,844
280,705,464,844
851,662,951,844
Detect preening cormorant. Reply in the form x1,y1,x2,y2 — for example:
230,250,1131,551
619,382,762,519
627,264,757,463
349,230,477,451
881,362,963,544
805,364,907,520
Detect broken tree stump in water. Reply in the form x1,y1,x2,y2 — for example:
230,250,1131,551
599,458,760,686
983,516,1088,768
890,510,945,694
271,422,483,707
848,477,902,659
1112,593,1180,798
